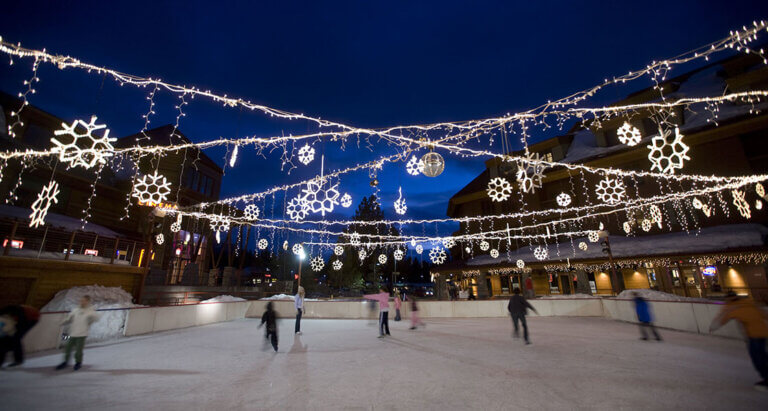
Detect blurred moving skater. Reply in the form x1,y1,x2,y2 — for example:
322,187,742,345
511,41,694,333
507,288,537,344
409,295,425,330
394,290,402,322
0,304,40,367
295,286,305,335
710,291,768,391
259,302,279,352
364,288,391,337
56,295,100,371
633,292,662,341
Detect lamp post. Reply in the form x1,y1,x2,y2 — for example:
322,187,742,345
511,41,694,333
297,247,306,288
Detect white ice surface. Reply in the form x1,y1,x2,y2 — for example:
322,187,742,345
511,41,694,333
1,318,767,410
200,295,247,303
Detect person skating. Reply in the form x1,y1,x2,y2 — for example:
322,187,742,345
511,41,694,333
259,302,278,352
295,286,305,335
409,295,425,330
710,291,768,391
394,290,402,322
633,292,662,341
56,295,100,371
364,288,391,337
507,288,538,344
0,304,40,368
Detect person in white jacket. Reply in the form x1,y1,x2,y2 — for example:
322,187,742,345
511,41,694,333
56,295,100,371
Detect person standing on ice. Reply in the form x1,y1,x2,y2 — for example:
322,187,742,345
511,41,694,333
295,286,305,335
633,292,662,341
710,291,768,391
508,288,537,344
259,302,279,352
0,304,40,368
393,290,402,322
364,288,391,337
409,295,425,330
56,295,100,371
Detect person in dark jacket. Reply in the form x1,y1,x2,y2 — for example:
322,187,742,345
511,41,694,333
0,304,40,367
507,288,538,344
259,302,278,352
633,292,662,341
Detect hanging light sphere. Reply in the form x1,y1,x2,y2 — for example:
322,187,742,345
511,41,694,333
369,178,379,187
420,152,445,178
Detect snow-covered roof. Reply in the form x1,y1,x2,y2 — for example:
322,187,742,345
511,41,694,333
467,223,768,266
0,204,122,237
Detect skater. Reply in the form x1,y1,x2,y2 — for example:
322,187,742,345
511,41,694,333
394,290,402,322
259,302,278,352
633,292,662,341
0,304,40,368
56,295,100,371
295,286,305,335
525,276,535,299
409,295,425,330
710,291,768,390
364,288,390,337
507,288,538,344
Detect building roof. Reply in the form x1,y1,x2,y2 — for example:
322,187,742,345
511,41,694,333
0,204,122,237
116,125,223,174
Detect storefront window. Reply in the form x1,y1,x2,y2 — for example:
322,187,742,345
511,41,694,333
549,273,560,293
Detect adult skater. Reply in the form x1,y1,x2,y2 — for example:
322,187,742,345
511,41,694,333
0,304,40,368
56,295,100,371
633,292,662,341
507,288,538,344
394,290,402,322
364,288,391,337
409,295,425,330
710,291,768,390
259,302,278,352
295,286,305,335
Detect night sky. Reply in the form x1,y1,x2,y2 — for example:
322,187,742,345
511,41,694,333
1,1,767,241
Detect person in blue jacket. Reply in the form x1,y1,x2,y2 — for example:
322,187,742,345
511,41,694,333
633,292,662,341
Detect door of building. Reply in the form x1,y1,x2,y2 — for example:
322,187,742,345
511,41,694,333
560,275,572,295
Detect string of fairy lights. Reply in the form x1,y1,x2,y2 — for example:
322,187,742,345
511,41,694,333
1,20,768,270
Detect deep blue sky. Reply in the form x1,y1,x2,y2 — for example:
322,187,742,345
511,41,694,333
1,1,767,241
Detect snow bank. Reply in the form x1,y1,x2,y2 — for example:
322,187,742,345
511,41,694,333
538,293,597,299
42,285,142,341
260,293,295,301
201,295,246,303
615,289,708,303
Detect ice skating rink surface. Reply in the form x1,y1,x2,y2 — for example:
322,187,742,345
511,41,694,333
1,317,766,410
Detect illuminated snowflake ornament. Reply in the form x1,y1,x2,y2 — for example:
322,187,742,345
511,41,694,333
297,144,315,165
406,156,424,176
29,181,60,228
490,249,499,259
378,254,387,264
209,214,230,233
641,219,652,232
51,116,117,169
649,204,663,228
358,249,367,260
516,152,546,194
394,187,407,215
588,231,599,243
487,177,513,202
243,204,260,221
578,242,588,251
258,239,268,250
429,247,447,265
333,260,343,270
170,222,181,233
155,234,164,245
349,232,361,246
302,179,340,216
479,240,490,251
292,243,303,255
617,122,642,146
334,245,344,256
133,171,172,204
394,249,404,261
692,198,703,209
756,183,765,198
595,177,626,205
623,221,632,234
340,193,352,208
533,246,548,261
732,189,751,218
310,256,325,272
415,245,423,255
556,192,572,207
442,238,455,249
286,196,310,222
516,259,525,269
647,127,690,174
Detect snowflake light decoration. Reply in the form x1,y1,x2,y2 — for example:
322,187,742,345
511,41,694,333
732,189,751,218
332,260,343,271
516,259,525,269
358,249,367,260
334,245,344,256
258,239,268,250
588,231,599,243
378,254,387,264
133,171,172,204
155,234,164,245
405,156,424,176
641,219,652,232
349,232,361,246
394,249,404,261
286,196,310,222
292,243,303,255
340,193,352,208
479,240,490,251
756,183,765,198
578,242,588,251
617,122,642,146
516,152,546,193
310,256,325,272
442,238,455,249
394,187,407,215
209,214,230,233
595,177,626,205
29,181,60,228
298,144,315,165
244,204,260,221
533,246,548,261
556,192,572,207
415,245,423,254
647,127,690,174
623,221,632,234
429,247,447,265
302,179,340,216
490,249,499,259
486,177,513,202
649,204,663,228
51,116,117,169
170,222,181,233
692,198,703,209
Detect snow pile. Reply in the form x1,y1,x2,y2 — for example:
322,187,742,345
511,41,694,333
260,293,295,300
538,294,597,299
42,285,142,341
615,289,708,303
201,295,246,303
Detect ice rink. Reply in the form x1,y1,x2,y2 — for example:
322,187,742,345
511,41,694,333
1,317,766,410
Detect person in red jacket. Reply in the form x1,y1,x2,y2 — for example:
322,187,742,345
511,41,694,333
0,304,40,367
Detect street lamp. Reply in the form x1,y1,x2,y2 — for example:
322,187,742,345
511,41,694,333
297,247,306,287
